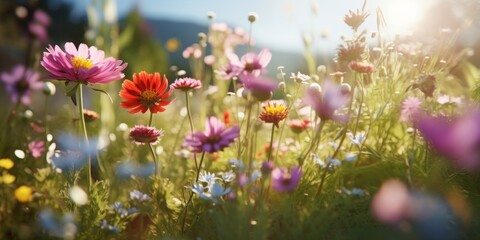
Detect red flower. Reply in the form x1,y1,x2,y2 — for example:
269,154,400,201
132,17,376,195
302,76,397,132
119,71,173,114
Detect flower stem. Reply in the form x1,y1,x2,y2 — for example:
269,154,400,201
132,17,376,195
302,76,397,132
77,84,92,190
185,91,198,171
181,151,206,233
267,124,276,161
148,143,158,176
299,121,325,167
148,111,153,127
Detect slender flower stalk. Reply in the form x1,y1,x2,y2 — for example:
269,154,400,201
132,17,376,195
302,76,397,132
185,92,198,171
181,151,206,233
77,84,92,189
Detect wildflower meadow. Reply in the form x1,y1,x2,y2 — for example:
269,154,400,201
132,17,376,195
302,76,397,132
1,0,480,239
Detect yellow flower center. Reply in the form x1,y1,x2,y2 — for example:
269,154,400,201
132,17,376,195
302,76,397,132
140,90,159,105
71,56,93,71
264,104,287,116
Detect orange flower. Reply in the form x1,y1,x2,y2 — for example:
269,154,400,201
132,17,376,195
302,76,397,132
259,100,288,128
119,71,173,114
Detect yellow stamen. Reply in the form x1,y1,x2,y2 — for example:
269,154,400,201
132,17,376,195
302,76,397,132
71,56,93,71
141,90,159,104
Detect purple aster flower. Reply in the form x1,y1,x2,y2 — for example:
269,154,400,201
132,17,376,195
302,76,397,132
129,125,164,145
0,65,43,105
41,42,127,84
271,166,302,192
303,80,350,122
170,77,202,91
183,116,240,153
415,110,480,170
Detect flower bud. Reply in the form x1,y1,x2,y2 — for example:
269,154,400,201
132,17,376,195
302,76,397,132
248,12,258,23
43,82,56,96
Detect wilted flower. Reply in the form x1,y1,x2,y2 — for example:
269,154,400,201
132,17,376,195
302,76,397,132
259,100,288,127
82,109,100,122
0,65,43,105
344,9,369,31
129,125,164,145
400,96,422,122
304,80,350,122
28,140,45,158
415,110,480,170
271,166,302,192
411,75,436,97
183,116,240,153
287,118,310,133
41,42,127,84
349,61,375,74
336,41,365,63
170,77,202,91
14,185,33,202
119,71,174,114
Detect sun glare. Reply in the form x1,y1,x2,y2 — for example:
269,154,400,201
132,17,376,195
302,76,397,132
382,0,431,35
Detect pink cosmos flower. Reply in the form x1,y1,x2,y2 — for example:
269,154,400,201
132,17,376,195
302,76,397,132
415,110,480,170
28,140,45,159
303,80,350,122
228,49,272,79
129,125,164,145
170,77,202,91
400,96,422,122
0,65,43,105
271,166,302,192
41,42,127,84
183,116,240,153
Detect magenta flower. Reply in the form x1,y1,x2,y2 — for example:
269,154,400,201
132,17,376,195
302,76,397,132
183,116,240,153
41,42,127,84
170,77,202,91
303,80,350,122
29,9,51,43
28,140,45,159
0,65,43,105
415,111,480,170
400,96,422,122
129,125,164,145
271,166,302,192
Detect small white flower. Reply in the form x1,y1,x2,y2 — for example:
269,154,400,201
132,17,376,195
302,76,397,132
69,186,88,206
347,131,365,147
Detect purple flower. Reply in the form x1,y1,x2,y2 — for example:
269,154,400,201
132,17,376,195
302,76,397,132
41,42,127,84
303,80,350,122
183,116,240,153
271,166,302,192
0,65,43,105
28,140,45,159
29,9,51,43
400,96,422,122
240,73,277,101
415,111,480,170
226,49,271,79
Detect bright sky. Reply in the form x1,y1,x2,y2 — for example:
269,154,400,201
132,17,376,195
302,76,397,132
60,0,434,51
